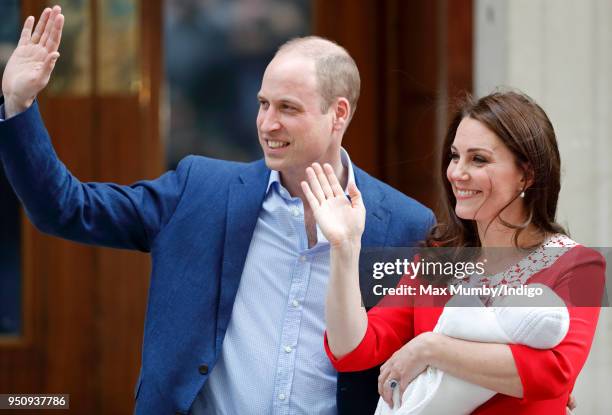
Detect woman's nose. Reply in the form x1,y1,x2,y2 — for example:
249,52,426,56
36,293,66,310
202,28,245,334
450,162,469,181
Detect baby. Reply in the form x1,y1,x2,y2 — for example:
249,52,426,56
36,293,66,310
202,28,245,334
375,283,569,415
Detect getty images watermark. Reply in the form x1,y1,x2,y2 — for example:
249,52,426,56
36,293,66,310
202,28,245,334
358,246,610,308
371,257,544,298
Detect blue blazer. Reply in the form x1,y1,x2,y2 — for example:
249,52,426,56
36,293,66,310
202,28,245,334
0,101,434,414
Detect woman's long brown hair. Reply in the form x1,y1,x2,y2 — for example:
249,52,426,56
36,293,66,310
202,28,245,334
427,90,568,248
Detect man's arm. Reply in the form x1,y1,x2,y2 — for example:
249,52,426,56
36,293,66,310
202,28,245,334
0,7,191,251
0,99,194,251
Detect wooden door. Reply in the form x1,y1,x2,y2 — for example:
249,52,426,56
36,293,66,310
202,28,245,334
0,1,162,413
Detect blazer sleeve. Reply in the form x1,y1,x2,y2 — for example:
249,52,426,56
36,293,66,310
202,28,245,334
0,101,192,252
324,276,416,372
509,247,605,401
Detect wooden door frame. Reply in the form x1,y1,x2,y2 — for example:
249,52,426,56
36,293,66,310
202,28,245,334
313,0,473,212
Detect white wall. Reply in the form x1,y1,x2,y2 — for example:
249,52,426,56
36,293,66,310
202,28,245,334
475,0,612,412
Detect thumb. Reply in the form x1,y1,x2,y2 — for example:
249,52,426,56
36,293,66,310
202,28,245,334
42,51,60,77
347,181,363,208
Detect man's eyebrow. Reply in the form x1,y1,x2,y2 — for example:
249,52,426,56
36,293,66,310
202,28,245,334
279,98,303,107
255,93,304,108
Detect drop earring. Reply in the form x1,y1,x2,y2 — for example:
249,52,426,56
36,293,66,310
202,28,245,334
520,191,525,198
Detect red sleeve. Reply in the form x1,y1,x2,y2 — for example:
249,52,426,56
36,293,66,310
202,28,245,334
509,247,605,401
324,276,417,372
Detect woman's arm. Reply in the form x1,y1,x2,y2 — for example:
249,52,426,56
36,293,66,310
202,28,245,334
301,162,368,357
422,305,599,402
425,333,523,397
379,251,604,406
304,162,417,370
326,242,369,358
376,332,521,405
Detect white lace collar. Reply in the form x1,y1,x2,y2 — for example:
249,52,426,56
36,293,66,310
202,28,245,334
469,233,578,289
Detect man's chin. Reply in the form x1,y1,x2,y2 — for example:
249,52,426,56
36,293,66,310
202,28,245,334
263,155,284,172
264,157,307,178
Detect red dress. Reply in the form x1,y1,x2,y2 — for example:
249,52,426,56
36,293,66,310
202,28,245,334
324,242,605,414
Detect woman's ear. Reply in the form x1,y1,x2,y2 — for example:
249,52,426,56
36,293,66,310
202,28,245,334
521,164,535,189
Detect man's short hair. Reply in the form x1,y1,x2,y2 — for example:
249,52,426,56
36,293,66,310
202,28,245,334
276,36,361,120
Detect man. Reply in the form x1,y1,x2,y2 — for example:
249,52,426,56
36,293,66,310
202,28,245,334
0,6,433,414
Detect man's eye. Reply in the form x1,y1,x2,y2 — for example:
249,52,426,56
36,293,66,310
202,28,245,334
259,101,269,109
281,104,296,112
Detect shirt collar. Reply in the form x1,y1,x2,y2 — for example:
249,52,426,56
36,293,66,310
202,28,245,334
266,147,356,197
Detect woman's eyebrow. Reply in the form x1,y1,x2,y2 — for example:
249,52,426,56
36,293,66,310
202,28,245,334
451,145,494,154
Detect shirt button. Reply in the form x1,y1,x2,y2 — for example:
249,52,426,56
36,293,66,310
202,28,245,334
292,300,299,307
291,207,300,217
278,393,286,401
198,364,209,375
299,255,306,262
284,345,292,353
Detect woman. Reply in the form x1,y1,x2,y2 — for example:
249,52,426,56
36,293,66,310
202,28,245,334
301,91,605,414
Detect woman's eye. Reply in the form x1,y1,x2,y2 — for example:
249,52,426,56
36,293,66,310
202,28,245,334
473,155,488,164
449,152,459,161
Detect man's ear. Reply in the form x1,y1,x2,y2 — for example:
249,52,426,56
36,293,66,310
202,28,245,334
332,97,350,133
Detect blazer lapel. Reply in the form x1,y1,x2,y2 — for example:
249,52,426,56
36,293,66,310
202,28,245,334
354,167,390,248
216,160,270,353
353,167,392,313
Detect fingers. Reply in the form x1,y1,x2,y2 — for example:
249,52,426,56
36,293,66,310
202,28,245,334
306,166,326,204
31,8,52,44
398,378,408,404
40,6,62,48
18,16,35,46
347,181,363,209
300,181,320,211
323,163,344,197
305,162,352,205
567,394,576,410
312,162,335,199
377,366,393,406
42,51,61,79
382,380,393,407
377,367,385,396
45,12,64,52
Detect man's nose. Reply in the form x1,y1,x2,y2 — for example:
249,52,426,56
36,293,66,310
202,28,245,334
259,108,281,132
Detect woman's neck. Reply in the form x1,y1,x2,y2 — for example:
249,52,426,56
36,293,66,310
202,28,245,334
476,221,545,248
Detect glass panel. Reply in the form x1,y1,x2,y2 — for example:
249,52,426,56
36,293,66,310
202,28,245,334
163,0,311,168
97,0,140,94
0,0,22,336
0,0,20,75
46,0,92,95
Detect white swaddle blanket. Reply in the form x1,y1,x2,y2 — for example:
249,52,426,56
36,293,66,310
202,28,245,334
374,283,570,415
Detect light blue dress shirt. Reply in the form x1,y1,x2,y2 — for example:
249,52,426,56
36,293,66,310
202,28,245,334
191,150,355,415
